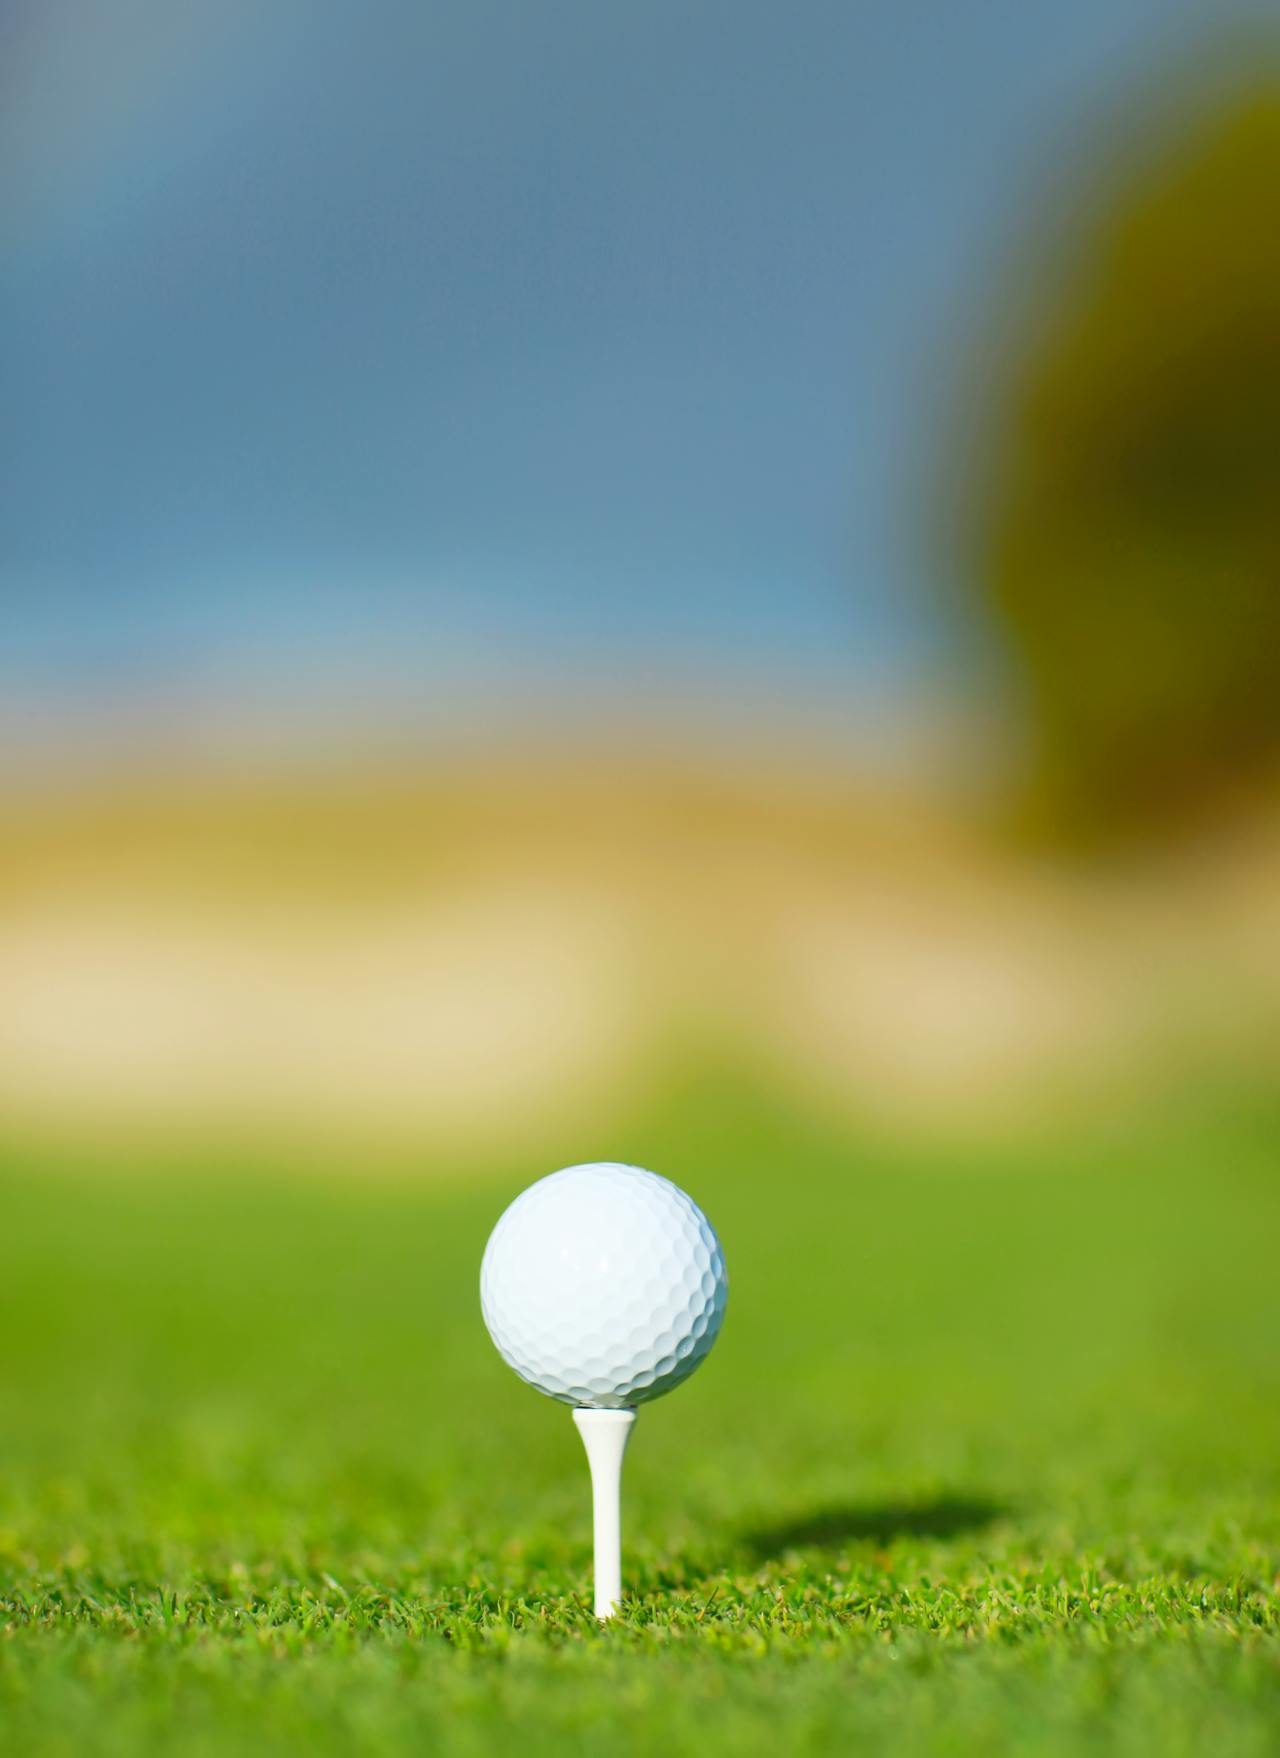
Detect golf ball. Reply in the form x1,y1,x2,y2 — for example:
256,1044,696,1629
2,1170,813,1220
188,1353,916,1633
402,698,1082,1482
480,1162,728,1408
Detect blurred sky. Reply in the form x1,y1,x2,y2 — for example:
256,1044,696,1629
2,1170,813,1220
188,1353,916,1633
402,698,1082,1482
3,0,1275,769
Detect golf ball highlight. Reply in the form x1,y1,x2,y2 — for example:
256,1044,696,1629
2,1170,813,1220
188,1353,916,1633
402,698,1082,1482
480,1162,728,1407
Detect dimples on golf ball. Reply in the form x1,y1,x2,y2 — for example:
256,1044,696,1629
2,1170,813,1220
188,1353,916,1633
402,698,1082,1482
480,1162,727,1408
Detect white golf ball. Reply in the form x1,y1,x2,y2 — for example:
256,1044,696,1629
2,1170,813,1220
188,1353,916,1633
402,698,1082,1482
480,1162,728,1408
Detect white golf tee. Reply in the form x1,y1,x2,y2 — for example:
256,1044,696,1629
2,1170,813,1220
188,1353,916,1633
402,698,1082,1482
571,1407,637,1620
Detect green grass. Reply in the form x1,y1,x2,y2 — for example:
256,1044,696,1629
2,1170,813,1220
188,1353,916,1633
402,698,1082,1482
1,1063,1278,1754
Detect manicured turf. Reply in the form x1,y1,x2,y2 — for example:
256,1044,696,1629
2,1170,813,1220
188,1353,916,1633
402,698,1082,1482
1,1066,1278,1754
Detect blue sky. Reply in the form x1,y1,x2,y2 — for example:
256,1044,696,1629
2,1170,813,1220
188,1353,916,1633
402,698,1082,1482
2,0,1272,759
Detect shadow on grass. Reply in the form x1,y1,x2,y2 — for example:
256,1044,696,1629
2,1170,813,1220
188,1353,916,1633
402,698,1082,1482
741,1495,1005,1559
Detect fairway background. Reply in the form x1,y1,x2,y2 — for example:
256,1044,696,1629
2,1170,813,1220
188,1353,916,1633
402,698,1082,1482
1,765,1278,1756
